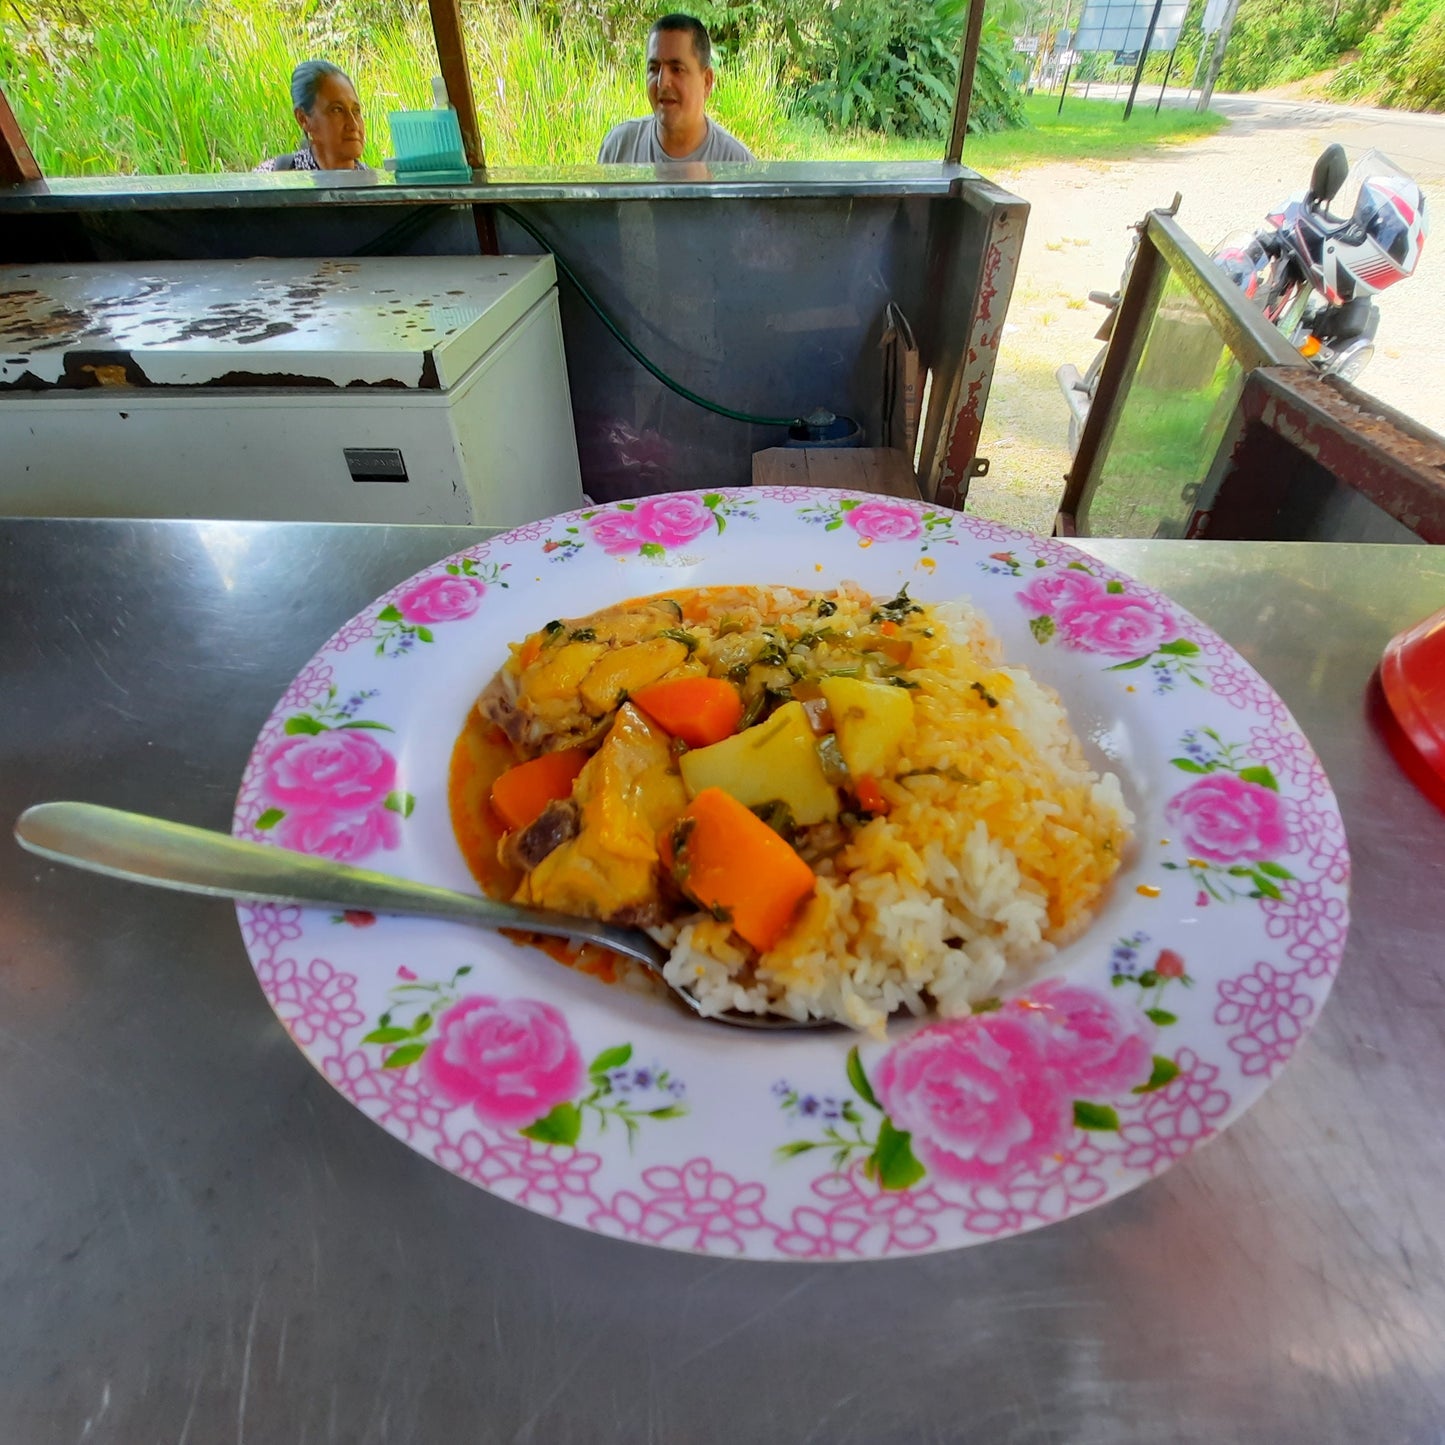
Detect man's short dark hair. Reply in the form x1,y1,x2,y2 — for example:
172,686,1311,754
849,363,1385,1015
650,13,712,68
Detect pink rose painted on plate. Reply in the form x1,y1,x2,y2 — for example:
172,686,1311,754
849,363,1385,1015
1017,567,1105,614
1023,980,1156,1096
1054,590,1174,659
1016,561,1206,688
587,509,646,555
586,494,716,555
780,983,1158,1191
362,970,689,1147
874,1015,1072,1185
1165,772,1291,865
396,574,485,624
255,725,407,863
273,805,400,863
263,729,397,812
844,500,923,542
631,494,714,547
422,995,585,1130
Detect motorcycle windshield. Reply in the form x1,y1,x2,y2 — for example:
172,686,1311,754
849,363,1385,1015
1337,148,1419,227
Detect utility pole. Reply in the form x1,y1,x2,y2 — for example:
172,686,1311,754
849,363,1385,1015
1123,0,1165,121
1033,0,1059,91
1196,0,1242,113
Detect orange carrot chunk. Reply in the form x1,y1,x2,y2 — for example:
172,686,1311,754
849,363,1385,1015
855,774,891,815
490,748,590,832
659,787,816,952
630,676,744,749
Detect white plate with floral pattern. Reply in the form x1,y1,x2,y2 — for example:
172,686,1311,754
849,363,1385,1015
233,489,1350,1259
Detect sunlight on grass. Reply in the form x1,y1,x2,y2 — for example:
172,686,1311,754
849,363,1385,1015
1,4,1226,177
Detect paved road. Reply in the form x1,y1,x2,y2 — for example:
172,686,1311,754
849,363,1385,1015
969,93,1444,534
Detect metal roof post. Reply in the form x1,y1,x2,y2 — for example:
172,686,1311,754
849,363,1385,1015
426,0,487,170
1,83,42,186
947,0,990,162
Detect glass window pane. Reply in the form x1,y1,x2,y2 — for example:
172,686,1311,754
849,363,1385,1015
1,1,428,177
1080,267,1245,538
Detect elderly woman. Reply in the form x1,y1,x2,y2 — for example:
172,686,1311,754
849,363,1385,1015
256,60,367,172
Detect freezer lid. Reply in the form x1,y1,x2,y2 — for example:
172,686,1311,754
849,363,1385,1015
0,254,557,392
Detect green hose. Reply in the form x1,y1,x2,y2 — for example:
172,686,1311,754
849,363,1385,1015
496,203,801,430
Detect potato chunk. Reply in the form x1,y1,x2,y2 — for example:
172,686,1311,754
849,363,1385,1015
678,701,839,825
819,677,915,779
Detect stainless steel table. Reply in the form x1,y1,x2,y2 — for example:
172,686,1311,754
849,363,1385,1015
3,519,1443,1444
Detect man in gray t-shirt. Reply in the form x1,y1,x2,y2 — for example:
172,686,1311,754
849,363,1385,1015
598,13,755,164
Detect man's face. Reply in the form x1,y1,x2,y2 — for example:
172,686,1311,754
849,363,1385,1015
297,73,366,169
646,27,713,139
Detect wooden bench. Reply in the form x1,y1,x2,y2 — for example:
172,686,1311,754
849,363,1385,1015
751,446,923,499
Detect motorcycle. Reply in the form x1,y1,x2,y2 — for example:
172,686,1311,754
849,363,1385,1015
1057,145,1430,456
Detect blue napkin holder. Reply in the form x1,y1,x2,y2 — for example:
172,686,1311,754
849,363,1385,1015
387,109,472,184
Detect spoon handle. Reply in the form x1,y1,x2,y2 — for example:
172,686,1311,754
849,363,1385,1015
13,801,665,967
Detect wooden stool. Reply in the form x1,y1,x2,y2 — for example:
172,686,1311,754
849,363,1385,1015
751,446,922,499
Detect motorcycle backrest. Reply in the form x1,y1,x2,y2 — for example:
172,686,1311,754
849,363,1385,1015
1310,145,1349,208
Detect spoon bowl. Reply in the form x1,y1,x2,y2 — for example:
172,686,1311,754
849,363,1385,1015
13,802,832,1031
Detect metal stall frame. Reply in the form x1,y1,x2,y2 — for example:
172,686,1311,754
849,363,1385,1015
1,4,1011,509
1196,366,1445,544
0,166,1027,509
1056,207,1445,542
1056,207,1304,536
0,1,993,186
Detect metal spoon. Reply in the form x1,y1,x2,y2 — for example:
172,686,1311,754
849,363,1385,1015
13,801,830,1031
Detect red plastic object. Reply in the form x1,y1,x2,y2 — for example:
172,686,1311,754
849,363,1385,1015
1375,603,1445,814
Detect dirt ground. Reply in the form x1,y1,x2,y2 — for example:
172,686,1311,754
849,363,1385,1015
966,92,1445,534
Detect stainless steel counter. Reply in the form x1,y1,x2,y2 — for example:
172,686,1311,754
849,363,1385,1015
0,161,979,213
3,519,1443,1443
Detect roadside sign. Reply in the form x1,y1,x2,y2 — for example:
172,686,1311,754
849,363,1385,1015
1203,0,1229,33
1076,0,1189,54
1013,35,1040,52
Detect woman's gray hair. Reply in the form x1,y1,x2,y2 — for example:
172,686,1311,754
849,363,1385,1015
290,59,351,114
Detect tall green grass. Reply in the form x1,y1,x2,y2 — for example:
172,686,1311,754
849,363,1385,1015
0,0,795,173
1,0,1224,177
4,0,325,173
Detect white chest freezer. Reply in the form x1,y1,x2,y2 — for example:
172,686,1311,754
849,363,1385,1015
0,255,584,526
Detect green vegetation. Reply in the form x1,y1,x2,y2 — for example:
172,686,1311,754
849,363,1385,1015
0,0,1223,178
786,0,1022,135
959,94,1224,168
1149,0,1445,111
1216,0,1389,91
1082,275,1244,539
1330,0,1445,111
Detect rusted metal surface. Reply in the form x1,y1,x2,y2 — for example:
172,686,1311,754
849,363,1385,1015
929,192,1027,509
1,172,1020,504
0,83,40,187
0,256,552,392
1198,367,1445,543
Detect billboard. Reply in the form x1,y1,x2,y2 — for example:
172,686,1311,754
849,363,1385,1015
1073,0,1190,53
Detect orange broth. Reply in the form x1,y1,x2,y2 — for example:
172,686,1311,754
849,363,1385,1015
446,584,838,988
447,714,625,985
